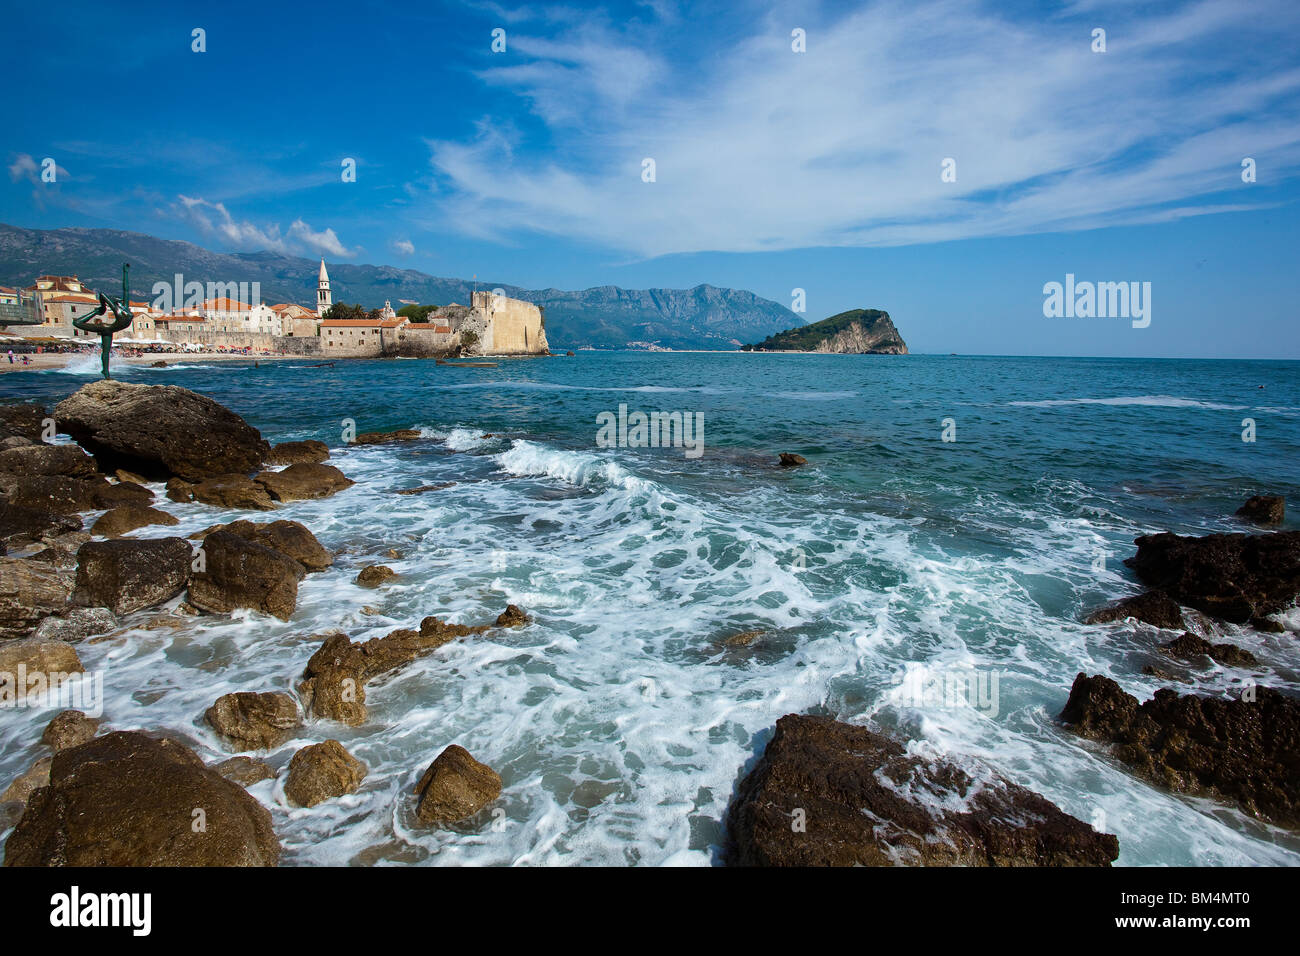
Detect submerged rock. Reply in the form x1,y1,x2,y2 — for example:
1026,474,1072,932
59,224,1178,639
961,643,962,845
1159,632,1258,667
1060,673,1300,828
355,564,396,588
90,504,179,538
0,757,52,805
284,739,366,807
188,531,304,621
71,537,192,615
54,380,270,481
413,745,502,825
1084,590,1185,630
1235,495,1285,526
213,755,276,787
1125,530,1300,623
494,604,530,627
267,440,330,465
255,463,354,503
727,714,1118,867
352,429,421,445
0,556,73,639
41,710,99,752
205,691,302,751
193,519,333,572
778,453,807,467
3,731,279,866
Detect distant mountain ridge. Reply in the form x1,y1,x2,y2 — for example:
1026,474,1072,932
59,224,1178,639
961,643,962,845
0,224,803,350
743,308,908,354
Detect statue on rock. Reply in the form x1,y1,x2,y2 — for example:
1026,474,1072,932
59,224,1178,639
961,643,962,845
72,263,135,380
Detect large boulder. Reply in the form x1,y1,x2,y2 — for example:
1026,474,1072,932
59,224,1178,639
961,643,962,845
1236,495,1285,526
3,731,279,866
1125,531,1300,623
355,565,395,588
1061,674,1300,829
1159,632,1258,667
54,380,270,481
0,404,48,442
0,637,84,682
284,739,366,808
0,557,74,639
190,474,276,511
0,503,81,549
31,606,116,643
193,519,332,572
187,531,304,621
300,617,489,725
727,714,1119,866
205,691,301,751
413,745,502,825
267,440,330,465
90,504,179,538
1084,590,1184,630
41,710,99,751
70,537,192,615
0,444,98,479
255,463,354,503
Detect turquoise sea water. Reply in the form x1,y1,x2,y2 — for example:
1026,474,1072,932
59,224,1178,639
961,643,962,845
2,352,1298,865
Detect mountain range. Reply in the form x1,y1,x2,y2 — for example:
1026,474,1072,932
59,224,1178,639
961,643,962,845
0,224,803,350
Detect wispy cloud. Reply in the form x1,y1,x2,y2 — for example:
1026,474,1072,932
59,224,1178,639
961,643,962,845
174,196,357,258
427,0,1300,257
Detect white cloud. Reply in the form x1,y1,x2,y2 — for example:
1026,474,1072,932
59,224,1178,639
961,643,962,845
391,238,416,255
175,196,356,257
428,0,1300,257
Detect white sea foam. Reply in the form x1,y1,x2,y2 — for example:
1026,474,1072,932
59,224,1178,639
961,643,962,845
1010,395,1246,410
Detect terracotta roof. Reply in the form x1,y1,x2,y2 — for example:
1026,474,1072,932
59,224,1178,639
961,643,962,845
0,287,17,295
40,292,99,303
432,326,452,334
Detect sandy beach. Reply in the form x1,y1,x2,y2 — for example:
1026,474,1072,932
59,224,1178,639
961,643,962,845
0,350,323,374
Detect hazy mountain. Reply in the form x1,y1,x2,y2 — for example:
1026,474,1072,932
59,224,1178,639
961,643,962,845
0,224,803,350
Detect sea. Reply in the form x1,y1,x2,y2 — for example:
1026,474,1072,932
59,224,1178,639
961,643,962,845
2,351,1298,866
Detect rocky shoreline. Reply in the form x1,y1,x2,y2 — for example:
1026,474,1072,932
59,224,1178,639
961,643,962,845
1,382,1297,866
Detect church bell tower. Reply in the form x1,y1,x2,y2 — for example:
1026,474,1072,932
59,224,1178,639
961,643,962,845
317,258,332,317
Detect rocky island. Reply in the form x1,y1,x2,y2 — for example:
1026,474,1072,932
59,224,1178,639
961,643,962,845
742,308,908,354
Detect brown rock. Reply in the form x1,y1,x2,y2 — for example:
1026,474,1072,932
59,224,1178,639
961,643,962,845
284,739,366,807
721,629,764,648
727,714,1118,866
0,503,82,548
31,606,116,643
165,477,195,502
0,556,74,639
0,443,98,478
41,710,99,751
71,537,192,615
267,440,330,465
413,745,502,825
1236,495,1285,526
190,473,276,511
352,429,421,445
778,453,807,467
205,691,301,751
0,757,52,805
193,519,332,572
255,463,355,503
0,404,49,442
213,755,276,787
188,531,304,621
3,731,279,865
494,604,529,627
1084,590,1185,630
355,565,396,588
1160,632,1258,667
1061,673,1300,828
114,468,148,484
0,637,84,685
53,380,270,481
91,504,179,538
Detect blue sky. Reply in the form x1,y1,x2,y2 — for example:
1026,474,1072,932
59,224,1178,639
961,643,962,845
4,0,1299,357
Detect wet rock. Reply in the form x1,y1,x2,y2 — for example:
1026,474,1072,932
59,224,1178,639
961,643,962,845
778,453,807,467
1252,616,1286,634
205,691,301,751
721,629,764,648
54,380,270,481
727,714,1119,866
31,606,116,643
0,404,48,442
352,429,421,445
193,519,332,572
1160,632,1258,667
114,468,147,484
413,745,502,825
0,475,105,514
41,710,99,751
1125,530,1300,623
1236,495,1285,526
255,463,355,503
300,617,489,725
0,757,51,805
267,440,330,465
0,637,84,680
188,531,304,621
1060,673,1300,828
0,444,98,479
3,731,279,866
213,755,276,787
284,739,366,808
190,473,276,511
71,537,192,615
165,477,195,502
1084,590,1185,630
94,481,154,510
394,482,456,495
0,556,73,639
356,565,396,588
0,503,81,548
494,604,529,627
90,504,179,538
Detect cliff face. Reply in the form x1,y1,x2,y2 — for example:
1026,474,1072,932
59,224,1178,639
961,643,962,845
744,309,908,354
